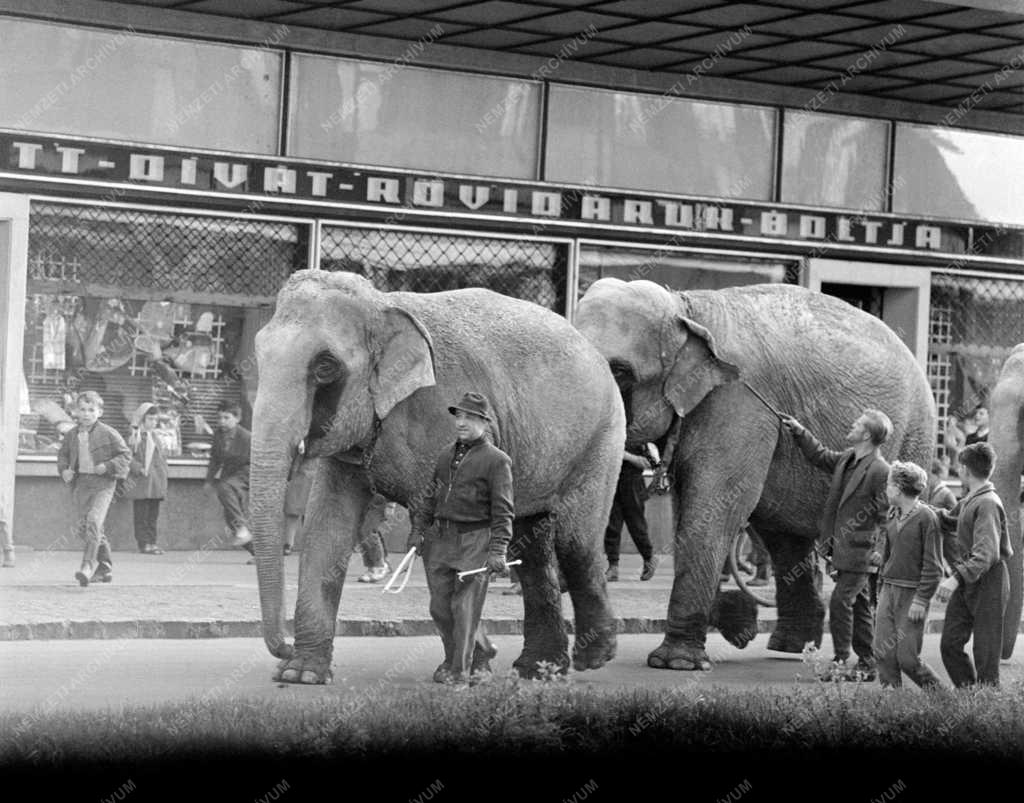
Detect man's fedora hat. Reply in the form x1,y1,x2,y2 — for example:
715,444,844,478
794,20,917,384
448,391,493,421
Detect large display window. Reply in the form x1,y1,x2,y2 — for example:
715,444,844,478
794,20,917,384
19,202,307,459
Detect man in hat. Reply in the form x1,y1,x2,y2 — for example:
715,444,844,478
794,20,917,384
408,391,513,685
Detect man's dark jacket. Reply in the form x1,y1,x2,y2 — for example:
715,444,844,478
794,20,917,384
793,428,890,573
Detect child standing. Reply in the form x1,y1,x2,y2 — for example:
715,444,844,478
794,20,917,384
57,391,131,586
871,462,943,688
126,402,168,555
205,401,252,550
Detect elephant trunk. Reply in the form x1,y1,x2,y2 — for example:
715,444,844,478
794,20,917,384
990,383,1023,660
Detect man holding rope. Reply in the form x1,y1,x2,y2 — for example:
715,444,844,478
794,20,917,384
407,392,513,686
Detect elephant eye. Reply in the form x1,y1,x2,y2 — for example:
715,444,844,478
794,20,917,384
609,360,636,388
310,351,343,385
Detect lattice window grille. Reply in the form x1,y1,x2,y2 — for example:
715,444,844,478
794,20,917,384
28,250,80,282
928,304,953,449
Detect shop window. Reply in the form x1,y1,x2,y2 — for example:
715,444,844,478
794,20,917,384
320,225,566,312
289,55,540,180
545,85,775,200
780,112,889,211
929,272,1024,468
19,203,305,459
894,124,1024,226
0,18,282,154
577,244,796,299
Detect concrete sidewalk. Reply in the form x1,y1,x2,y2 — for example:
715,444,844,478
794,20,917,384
0,547,1005,640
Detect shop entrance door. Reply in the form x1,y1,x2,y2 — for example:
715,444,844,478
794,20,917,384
807,259,930,368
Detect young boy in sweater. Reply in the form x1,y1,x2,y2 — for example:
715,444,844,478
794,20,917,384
57,391,131,586
936,442,1013,687
871,461,943,688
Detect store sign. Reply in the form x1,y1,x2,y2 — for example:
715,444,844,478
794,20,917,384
0,134,988,253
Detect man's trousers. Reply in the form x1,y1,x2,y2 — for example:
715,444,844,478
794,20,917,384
830,570,875,664
940,561,1009,687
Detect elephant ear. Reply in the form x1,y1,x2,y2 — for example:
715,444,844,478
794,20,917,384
370,307,436,419
663,316,741,418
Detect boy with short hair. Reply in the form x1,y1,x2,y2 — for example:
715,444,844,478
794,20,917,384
936,442,1013,687
205,400,252,551
57,391,131,586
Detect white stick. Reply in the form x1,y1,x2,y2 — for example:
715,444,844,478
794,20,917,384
457,559,522,581
382,547,417,594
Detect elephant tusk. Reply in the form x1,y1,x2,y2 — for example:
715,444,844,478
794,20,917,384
382,548,418,594
457,559,522,582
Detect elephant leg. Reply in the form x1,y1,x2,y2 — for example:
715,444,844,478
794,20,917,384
509,514,570,678
553,482,618,672
650,396,777,671
761,529,825,653
275,459,373,685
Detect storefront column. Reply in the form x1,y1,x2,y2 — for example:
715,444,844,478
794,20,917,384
0,193,29,549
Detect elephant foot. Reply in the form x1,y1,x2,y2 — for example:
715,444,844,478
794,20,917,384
273,653,333,685
513,650,571,679
647,637,712,671
767,625,822,654
710,589,758,649
571,627,617,671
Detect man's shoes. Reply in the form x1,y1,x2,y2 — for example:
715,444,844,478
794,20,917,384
503,582,522,595
747,577,769,587
230,526,253,548
2,549,14,568
140,545,164,555
605,564,619,582
90,562,113,583
852,659,877,682
358,561,392,583
74,568,90,587
282,544,293,556
640,558,657,581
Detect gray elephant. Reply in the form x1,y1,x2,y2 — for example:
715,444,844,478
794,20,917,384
575,278,935,671
990,343,1024,658
250,269,624,683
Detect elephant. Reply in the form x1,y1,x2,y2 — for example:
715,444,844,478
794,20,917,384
249,269,624,683
574,278,936,671
990,343,1024,658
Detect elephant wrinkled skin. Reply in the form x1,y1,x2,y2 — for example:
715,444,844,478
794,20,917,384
250,270,624,683
575,279,936,671
990,343,1024,658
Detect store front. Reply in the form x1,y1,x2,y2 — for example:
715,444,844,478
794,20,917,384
2,13,1023,554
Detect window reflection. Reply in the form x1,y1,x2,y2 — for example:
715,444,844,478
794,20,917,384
781,112,889,210
289,55,540,179
546,85,775,200
0,18,281,153
894,124,1024,226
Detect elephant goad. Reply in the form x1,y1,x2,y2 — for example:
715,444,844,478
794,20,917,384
990,343,1024,658
250,270,624,684
575,279,936,671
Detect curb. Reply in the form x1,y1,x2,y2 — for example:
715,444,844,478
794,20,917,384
0,616,984,641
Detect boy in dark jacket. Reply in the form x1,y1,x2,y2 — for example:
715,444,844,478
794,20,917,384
782,409,892,679
871,461,943,688
205,401,252,551
936,442,1013,687
408,392,513,686
58,391,131,586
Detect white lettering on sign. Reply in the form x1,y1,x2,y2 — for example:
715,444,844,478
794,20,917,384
799,215,827,239
861,221,882,244
531,191,561,217
55,146,85,174
916,225,942,249
129,154,165,182
581,194,611,221
307,171,332,197
703,205,734,231
502,189,518,213
657,201,694,228
12,142,42,169
623,199,653,225
264,166,297,194
760,211,788,236
886,223,905,246
412,180,444,207
458,185,490,210
836,217,856,241
179,158,197,185
366,177,399,203
213,162,248,189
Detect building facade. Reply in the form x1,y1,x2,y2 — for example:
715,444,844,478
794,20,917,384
1,2,1022,551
